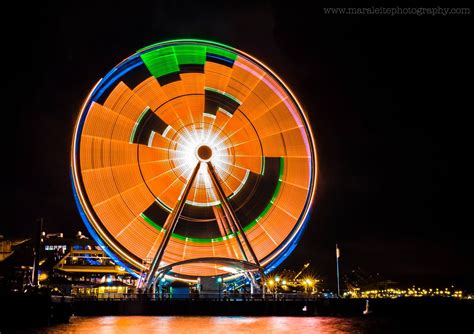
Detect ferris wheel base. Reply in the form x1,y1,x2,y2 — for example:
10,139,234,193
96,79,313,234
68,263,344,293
142,257,264,291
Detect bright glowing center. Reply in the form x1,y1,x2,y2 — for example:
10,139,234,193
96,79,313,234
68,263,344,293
166,122,238,207
196,145,213,162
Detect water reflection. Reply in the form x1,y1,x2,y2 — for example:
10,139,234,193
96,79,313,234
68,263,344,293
29,316,375,334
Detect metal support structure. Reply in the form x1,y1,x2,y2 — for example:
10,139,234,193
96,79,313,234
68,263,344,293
144,160,267,292
207,163,266,290
214,206,246,261
32,218,43,287
244,271,259,294
215,195,249,262
207,163,261,267
294,262,310,280
144,162,201,290
336,243,341,298
213,206,232,237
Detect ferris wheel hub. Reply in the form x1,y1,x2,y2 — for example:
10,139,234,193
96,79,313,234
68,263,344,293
196,144,213,162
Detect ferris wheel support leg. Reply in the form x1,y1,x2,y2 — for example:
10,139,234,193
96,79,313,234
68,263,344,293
144,162,201,291
218,198,249,262
245,271,259,295
213,201,246,260
207,163,262,268
208,166,248,261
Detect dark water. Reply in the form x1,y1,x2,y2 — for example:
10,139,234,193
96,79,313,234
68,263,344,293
19,316,398,333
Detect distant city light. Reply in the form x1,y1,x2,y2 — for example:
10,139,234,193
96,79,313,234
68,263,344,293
344,286,465,299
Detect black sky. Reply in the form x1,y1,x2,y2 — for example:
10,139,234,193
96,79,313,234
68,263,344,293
6,1,473,290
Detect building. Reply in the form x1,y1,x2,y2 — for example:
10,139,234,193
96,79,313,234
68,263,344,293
0,233,136,297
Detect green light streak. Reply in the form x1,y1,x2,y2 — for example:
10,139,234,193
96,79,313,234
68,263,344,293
243,157,284,232
140,157,284,243
174,45,206,65
206,45,237,61
137,39,235,53
141,213,235,244
140,47,179,78
140,40,238,78
141,213,165,232
130,107,150,143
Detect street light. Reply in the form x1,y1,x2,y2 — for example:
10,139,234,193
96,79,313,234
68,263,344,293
303,278,316,296
266,279,275,298
274,277,280,298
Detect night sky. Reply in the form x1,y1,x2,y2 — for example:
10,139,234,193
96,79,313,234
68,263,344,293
6,1,472,290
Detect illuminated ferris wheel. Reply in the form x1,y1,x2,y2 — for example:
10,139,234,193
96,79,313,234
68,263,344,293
71,39,317,288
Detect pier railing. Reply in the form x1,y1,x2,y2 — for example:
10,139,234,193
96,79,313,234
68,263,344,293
73,292,320,302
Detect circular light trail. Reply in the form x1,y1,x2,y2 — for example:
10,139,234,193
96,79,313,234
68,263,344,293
71,39,317,280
